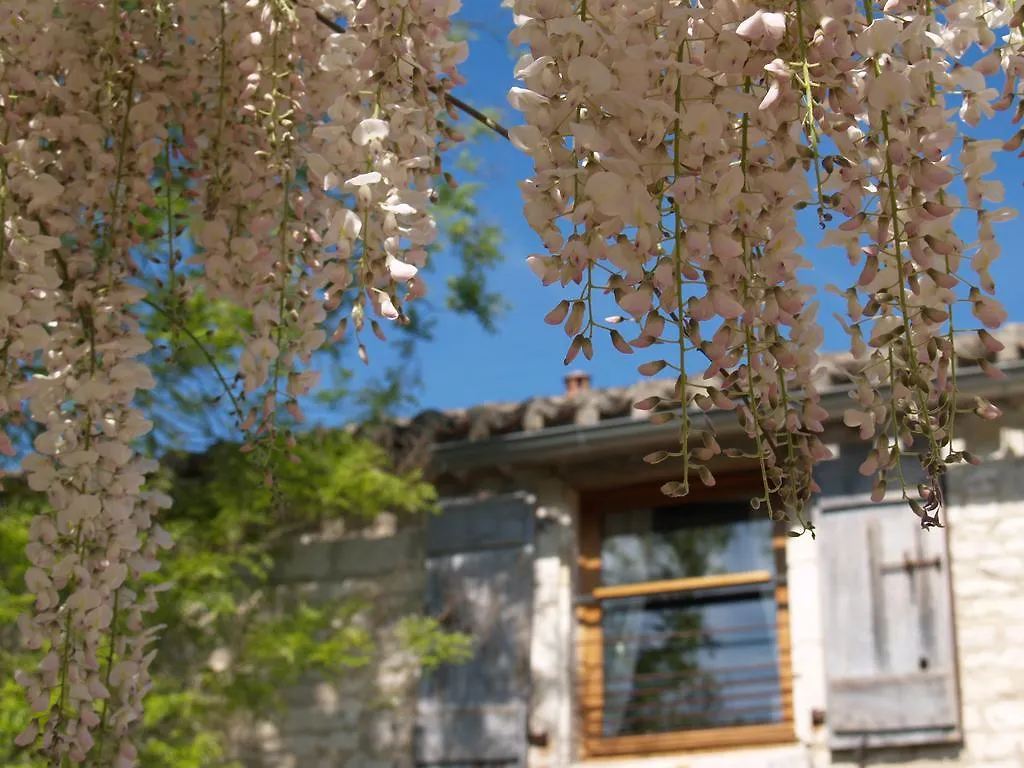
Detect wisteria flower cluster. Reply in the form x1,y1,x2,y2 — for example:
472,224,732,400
1,0,461,762
508,0,1021,526
1,0,1022,762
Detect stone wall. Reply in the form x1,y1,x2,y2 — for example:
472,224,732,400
241,519,426,768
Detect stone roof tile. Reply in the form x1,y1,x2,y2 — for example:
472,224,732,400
381,323,1024,447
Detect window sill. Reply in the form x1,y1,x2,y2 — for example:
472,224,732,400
582,722,796,760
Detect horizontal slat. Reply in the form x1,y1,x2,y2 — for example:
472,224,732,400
592,569,772,601
580,618,778,646
600,661,781,686
828,673,959,733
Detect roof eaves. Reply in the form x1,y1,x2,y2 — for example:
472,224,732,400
432,358,1024,474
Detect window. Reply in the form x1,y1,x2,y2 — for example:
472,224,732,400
576,480,794,757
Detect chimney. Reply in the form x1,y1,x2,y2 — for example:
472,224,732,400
564,370,591,397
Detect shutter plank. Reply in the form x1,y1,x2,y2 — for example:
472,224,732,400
818,502,960,749
416,701,527,764
829,674,958,732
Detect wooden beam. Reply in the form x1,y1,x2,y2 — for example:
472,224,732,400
592,570,773,601
582,721,795,759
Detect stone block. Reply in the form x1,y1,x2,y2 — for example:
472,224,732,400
253,720,282,753
953,576,1018,599
961,672,1018,700
977,555,1024,579
363,512,398,539
279,732,326,757
309,681,340,714
993,514,1024,542
961,705,987,734
955,623,1001,652
954,596,1022,625
967,731,1023,761
318,579,384,604
330,529,421,579
346,759,393,768
324,727,359,751
280,702,361,734
367,713,400,751
984,701,1024,731
1000,623,1024,644
273,541,333,582
264,754,298,768
962,649,1024,673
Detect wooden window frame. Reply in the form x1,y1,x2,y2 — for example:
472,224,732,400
576,474,795,759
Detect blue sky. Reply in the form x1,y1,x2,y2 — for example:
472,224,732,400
345,4,1024,418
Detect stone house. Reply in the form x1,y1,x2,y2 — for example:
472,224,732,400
260,325,1024,768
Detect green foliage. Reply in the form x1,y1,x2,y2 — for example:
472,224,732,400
433,151,509,334
394,615,473,669
0,431,466,767
0,490,48,768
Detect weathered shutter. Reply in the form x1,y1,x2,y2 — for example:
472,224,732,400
818,499,960,750
415,495,534,767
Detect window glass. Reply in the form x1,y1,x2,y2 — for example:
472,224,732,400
601,502,775,586
596,503,782,738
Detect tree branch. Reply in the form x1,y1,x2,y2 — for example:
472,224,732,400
141,297,246,426
309,7,511,141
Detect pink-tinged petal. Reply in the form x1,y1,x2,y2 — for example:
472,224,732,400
374,291,400,320
353,118,389,146
563,336,583,366
564,302,586,337
736,10,765,40
637,360,667,376
618,287,653,318
386,256,418,282
974,296,1007,329
761,12,787,46
978,329,1005,354
544,301,569,326
759,80,782,111
710,290,745,319
567,56,614,94
14,720,38,747
859,453,880,476
346,171,382,187
610,330,633,355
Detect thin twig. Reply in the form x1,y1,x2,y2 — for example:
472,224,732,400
141,297,245,424
310,7,510,140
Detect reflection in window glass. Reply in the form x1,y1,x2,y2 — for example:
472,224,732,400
601,502,775,586
598,503,782,737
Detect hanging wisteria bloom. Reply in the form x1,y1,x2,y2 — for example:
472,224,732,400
1,0,462,762
509,0,1021,526
1,0,1023,761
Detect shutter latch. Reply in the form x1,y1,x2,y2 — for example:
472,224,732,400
880,553,941,575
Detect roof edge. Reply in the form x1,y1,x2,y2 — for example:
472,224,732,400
432,359,1024,474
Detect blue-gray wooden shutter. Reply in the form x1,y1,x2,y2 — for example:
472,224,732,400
415,494,534,767
817,487,961,750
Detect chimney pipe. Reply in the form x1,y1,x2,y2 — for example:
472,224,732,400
564,370,591,397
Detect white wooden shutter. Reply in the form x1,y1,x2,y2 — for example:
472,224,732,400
415,495,534,767
818,501,961,750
